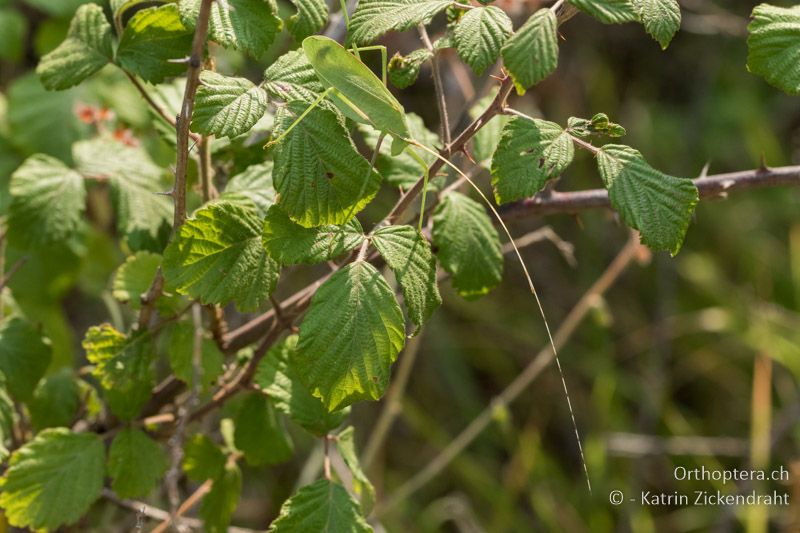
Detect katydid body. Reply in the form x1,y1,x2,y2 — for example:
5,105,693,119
268,36,433,231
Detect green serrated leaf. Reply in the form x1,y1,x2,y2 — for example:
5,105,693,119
568,0,638,24
596,144,698,254
108,428,168,499
0,428,105,531
372,225,441,332
269,479,372,532
336,426,375,514
180,0,282,57
388,48,432,89
220,161,276,216
164,322,224,389
254,335,348,436
163,201,280,311
287,0,328,41
747,4,800,95
348,0,452,45
633,0,680,49
263,49,326,104
183,434,227,482
73,137,172,251
501,8,558,95
490,116,574,204
37,3,112,90
272,102,382,228
8,154,86,249
200,462,242,533
454,6,512,75
296,261,405,411
112,251,161,309
0,318,52,401
83,324,155,420
234,392,293,466
28,369,80,431
262,205,364,265
117,4,193,84
192,71,269,138
432,192,503,299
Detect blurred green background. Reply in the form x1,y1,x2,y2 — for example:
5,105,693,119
1,0,798,531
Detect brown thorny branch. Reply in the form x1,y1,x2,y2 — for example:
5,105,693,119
102,0,800,517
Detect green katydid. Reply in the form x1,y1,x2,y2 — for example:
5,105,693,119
267,35,433,231
267,35,592,492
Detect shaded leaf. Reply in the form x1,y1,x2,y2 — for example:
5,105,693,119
108,428,168,499
254,335,348,436
200,462,242,533
164,322,224,389
117,4,193,84
336,426,375,513
388,48,432,89
432,192,503,299
0,318,52,401
183,434,226,482
296,261,405,411
234,392,293,466
359,113,439,189
372,225,441,332
28,369,80,431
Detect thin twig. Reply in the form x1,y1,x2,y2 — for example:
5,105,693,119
137,268,165,330
374,234,643,516
500,164,800,219
104,489,258,533
151,480,213,533
173,0,215,230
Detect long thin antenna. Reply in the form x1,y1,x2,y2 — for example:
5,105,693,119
409,140,592,494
